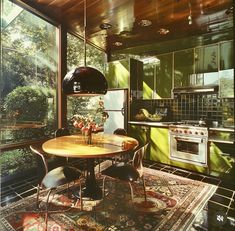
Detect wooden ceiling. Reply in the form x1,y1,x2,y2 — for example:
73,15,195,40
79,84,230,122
21,0,233,53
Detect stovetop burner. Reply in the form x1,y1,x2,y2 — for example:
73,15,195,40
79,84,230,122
169,120,208,137
181,120,207,127
169,120,207,127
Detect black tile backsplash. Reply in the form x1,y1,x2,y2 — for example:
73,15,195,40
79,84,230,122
131,92,234,125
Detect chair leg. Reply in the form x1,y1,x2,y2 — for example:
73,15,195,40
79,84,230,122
79,181,83,210
45,189,53,230
142,176,147,202
102,176,107,198
128,182,134,201
36,184,41,209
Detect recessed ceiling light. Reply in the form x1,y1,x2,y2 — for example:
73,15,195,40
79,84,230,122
113,41,123,46
119,30,132,37
100,23,112,30
138,19,152,27
158,28,170,35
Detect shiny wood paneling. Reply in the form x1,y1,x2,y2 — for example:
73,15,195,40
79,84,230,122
20,0,233,53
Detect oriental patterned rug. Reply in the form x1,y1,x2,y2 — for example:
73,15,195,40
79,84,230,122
0,166,217,231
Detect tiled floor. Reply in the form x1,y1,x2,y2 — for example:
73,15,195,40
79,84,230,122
1,160,235,230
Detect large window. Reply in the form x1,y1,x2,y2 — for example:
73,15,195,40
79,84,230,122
1,0,58,146
1,0,58,179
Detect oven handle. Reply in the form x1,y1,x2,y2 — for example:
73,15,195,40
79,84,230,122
173,135,204,143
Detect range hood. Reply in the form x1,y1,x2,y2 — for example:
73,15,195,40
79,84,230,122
173,85,219,94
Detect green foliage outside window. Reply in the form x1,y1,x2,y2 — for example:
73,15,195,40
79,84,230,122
4,86,48,122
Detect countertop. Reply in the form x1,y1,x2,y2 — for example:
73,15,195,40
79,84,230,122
128,121,172,128
128,121,234,144
128,121,234,131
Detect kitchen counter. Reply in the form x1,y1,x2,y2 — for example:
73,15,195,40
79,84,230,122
128,121,172,128
209,127,234,144
129,121,235,130
129,121,234,144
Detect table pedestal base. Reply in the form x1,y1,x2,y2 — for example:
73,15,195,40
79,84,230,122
74,159,103,200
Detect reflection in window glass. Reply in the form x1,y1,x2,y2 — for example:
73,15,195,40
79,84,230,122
66,33,106,132
220,41,234,70
174,49,194,87
156,54,173,98
195,45,218,73
219,69,234,98
1,0,58,145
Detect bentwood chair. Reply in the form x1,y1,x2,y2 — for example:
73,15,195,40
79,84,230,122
55,127,70,163
101,142,149,202
97,128,128,172
30,129,84,228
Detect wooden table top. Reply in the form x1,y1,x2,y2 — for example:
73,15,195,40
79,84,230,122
42,134,139,158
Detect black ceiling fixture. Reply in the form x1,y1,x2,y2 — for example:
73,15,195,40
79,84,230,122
62,0,108,96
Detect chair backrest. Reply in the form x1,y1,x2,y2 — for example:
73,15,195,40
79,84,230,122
113,128,127,136
132,142,149,177
30,142,49,174
55,128,70,137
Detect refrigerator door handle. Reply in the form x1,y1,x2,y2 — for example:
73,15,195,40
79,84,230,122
121,107,125,116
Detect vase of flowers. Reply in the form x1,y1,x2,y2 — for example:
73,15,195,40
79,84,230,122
71,114,104,144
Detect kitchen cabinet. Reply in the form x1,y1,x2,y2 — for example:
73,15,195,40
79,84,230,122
220,41,233,70
128,125,149,157
105,59,129,88
155,54,173,99
174,48,194,87
143,63,155,99
219,40,234,98
149,127,170,164
105,58,143,99
143,54,173,99
209,141,235,180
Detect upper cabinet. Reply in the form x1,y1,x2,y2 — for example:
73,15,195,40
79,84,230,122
105,58,143,99
105,59,129,89
173,41,234,98
156,54,173,99
174,49,194,87
143,54,173,99
219,41,234,98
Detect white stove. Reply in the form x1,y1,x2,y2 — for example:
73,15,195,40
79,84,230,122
169,120,208,166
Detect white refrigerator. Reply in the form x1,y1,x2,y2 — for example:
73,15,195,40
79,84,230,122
103,89,128,134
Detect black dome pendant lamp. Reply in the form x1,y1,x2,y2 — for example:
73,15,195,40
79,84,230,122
62,0,108,96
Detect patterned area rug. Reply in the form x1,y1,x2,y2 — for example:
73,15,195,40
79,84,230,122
0,166,217,231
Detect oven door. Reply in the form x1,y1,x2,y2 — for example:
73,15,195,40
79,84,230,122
170,134,208,166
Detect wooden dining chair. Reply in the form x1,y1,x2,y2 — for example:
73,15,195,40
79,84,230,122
30,137,84,229
101,142,149,202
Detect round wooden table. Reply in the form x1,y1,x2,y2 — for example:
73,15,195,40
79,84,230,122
42,134,138,199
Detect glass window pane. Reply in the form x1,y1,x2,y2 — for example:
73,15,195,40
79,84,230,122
174,49,194,87
66,33,107,132
1,0,58,145
0,148,37,178
156,54,173,98
220,41,234,70
195,45,218,73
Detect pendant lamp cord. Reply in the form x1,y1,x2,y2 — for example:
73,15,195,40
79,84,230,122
84,0,87,66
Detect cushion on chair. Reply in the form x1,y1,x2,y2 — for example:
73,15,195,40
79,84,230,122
101,163,139,182
42,166,82,188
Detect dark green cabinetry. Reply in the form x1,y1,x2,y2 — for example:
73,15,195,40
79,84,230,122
174,49,194,87
209,142,234,178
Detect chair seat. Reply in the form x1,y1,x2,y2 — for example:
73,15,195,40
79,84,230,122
101,163,139,182
42,166,82,188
